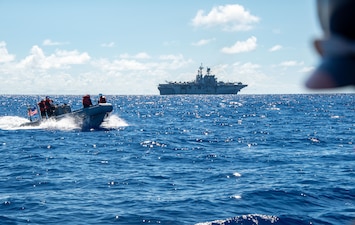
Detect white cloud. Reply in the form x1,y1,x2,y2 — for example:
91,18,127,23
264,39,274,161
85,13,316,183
135,52,151,59
233,62,261,74
88,55,193,94
19,45,90,69
191,4,260,32
159,54,184,61
0,41,15,63
230,62,262,80
230,62,268,92
53,49,91,65
279,60,304,67
192,38,216,46
158,54,193,70
119,52,151,59
92,54,192,74
229,61,303,94
299,66,314,73
93,58,148,71
269,45,282,52
43,39,68,46
101,42,115,48
221,36,257,54
209,62,264,83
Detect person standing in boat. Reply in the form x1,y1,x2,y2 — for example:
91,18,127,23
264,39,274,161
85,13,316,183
44,96,55,117
38,99,46,118
98,93,107,104
82,94,93,108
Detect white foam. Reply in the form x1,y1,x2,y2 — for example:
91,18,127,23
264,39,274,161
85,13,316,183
0,115,79,131
100,114,128,129
0,114,128,131
0,116,32,130
38,117,80,130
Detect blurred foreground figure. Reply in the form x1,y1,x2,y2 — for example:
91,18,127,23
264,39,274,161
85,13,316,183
306,0,355,89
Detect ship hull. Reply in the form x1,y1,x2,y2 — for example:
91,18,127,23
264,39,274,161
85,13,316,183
158,84,247,95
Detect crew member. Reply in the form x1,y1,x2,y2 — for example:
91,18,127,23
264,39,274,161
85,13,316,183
38,99,46,118
98,93,107,103
44,96,55,117
83,94,93,108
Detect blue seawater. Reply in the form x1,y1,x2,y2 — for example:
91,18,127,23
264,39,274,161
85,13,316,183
0,94,354,225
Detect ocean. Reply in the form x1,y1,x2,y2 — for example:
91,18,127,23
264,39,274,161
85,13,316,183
0,94,354,225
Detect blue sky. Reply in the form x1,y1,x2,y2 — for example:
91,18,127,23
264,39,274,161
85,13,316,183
0,0,349,95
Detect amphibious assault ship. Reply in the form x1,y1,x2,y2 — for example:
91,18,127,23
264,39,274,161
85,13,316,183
158,65,247,95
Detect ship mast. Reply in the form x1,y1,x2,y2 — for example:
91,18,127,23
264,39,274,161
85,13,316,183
196,63,204,83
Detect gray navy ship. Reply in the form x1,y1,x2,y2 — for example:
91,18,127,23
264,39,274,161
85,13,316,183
158,64,247,95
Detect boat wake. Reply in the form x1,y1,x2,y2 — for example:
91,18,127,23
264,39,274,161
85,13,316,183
0,114,128,131
0,116,30,130
101,114,128,130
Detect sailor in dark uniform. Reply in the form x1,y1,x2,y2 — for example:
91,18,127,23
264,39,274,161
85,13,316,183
82,94,93,108
98,94,107,103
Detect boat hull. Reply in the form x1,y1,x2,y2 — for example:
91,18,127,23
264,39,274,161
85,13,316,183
21,103,113,130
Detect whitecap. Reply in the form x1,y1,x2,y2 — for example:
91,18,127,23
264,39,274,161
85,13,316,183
233,172,242,177
229,101,243,106
231,195,242,199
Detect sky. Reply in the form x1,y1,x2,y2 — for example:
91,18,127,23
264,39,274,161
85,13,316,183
0,0,352,95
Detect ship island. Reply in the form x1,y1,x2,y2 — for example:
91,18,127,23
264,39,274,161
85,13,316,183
158,64,247,95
